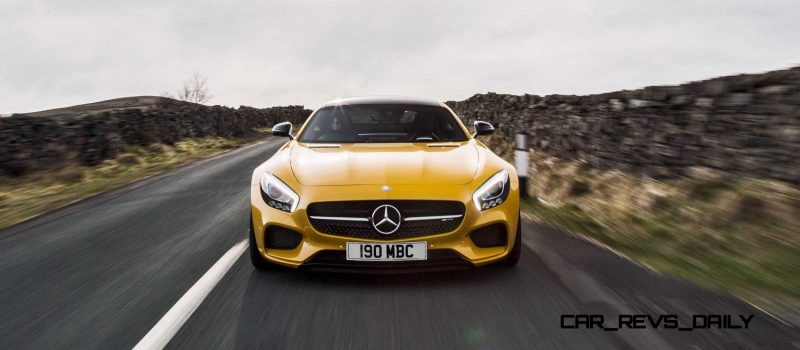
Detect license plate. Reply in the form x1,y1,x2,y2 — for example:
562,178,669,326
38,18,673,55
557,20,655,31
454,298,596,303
346,242,427,261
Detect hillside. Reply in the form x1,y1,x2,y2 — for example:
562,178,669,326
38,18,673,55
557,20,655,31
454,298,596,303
17,96,185,118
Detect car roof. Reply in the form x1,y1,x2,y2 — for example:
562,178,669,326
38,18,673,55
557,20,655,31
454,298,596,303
319,95,444,107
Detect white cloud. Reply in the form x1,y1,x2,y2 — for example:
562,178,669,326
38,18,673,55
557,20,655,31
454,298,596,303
1,0,798,113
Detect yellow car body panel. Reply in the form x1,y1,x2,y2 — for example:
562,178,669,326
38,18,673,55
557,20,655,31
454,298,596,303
250,98,520,268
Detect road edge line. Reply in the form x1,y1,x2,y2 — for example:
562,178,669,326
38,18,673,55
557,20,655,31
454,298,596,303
133,239,248,350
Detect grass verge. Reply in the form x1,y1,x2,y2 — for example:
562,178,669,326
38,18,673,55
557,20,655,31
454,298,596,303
0,135,267,229
518,152,800,322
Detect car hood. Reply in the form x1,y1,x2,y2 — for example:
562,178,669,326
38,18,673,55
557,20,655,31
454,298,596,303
289,142,480,186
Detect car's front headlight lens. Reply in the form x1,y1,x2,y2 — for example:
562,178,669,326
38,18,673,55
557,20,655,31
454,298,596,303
472,170,510,211
260,173,299,213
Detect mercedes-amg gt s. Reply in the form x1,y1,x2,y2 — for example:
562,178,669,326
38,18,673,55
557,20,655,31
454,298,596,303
249,96,521,270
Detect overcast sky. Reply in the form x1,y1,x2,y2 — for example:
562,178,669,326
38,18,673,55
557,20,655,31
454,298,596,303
1,0,798,113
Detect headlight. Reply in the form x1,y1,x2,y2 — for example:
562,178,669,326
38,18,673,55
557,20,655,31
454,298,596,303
260,173,299,213
472,170,510,211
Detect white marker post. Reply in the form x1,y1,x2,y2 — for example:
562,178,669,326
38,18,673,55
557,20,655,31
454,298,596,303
514,132,529,198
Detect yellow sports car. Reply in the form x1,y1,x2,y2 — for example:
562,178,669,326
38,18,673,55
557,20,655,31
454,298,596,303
249,96,521,270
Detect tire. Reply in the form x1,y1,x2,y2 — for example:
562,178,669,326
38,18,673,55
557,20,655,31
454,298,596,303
249,216,278,271
501,216,522,267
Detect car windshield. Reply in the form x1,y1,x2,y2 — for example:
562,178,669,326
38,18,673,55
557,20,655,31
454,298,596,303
298,104,469,143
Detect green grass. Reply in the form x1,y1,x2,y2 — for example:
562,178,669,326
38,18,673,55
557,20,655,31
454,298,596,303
519,166,800,319
0,135,266,229
522,200,608,239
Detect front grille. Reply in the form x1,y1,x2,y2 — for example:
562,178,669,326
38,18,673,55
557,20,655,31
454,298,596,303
307,200,465,240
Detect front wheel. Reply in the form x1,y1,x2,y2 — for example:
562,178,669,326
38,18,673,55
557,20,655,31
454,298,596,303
249,216,279,271
501,217,522,267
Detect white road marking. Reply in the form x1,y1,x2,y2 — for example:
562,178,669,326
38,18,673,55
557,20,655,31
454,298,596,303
133,240,248,350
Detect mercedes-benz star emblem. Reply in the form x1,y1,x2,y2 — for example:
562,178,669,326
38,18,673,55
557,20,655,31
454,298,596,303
371,204,402,235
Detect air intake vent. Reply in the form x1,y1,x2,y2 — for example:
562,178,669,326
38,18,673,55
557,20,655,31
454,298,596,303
469,223,508,247
264,226,303,249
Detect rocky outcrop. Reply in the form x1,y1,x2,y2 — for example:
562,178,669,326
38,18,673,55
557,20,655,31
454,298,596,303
0,103,311,175
447,66,800,184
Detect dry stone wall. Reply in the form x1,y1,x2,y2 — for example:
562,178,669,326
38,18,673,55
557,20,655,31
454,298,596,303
447,66,800,184
0,103,311,175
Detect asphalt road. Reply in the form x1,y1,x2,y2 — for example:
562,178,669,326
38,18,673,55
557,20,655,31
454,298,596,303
1,139,797,349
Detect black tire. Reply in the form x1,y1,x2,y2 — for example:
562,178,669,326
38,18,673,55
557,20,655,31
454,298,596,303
501,217,522,267
249,216,278,271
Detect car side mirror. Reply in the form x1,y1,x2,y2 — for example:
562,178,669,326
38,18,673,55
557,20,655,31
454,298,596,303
272,122,293,139
473,121,495,137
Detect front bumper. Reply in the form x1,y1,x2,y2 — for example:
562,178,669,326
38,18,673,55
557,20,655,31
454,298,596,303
250,182,520,268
